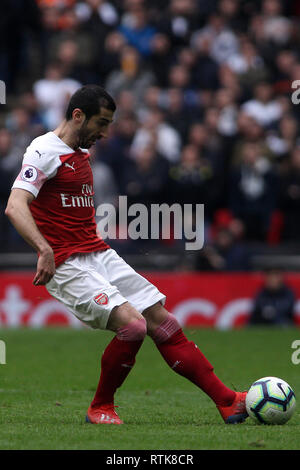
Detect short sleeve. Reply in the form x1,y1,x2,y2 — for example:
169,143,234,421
12,135,60,198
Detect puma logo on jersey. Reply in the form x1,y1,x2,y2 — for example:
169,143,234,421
35,150,44,158
64,162,76,172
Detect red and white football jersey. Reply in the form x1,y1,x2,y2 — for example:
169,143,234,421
12,131,110,267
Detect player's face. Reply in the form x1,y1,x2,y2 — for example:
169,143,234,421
78,107,114,148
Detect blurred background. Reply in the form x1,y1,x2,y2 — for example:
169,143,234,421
1,0,300,328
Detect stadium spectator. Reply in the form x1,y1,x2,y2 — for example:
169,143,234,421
225,39,269,94
5,106,38,154
16,92,47,131
215,87,238,137
164,88,200,142
241,81,283,128
188,122,207,150
0,128,24,177
75,0,119,57
279,146,300,242
273,49,298,96
168,143,219,218
260,0,293,46
218,63,241,100
0,129,22,246
115,89,138,115
201,106,228,176
190,33,220,91
0,0,42,93
231,113,274,169
52,39,96,84
191,13,239,65
217,0,246,32
249,268,295,326
33,61,81,129
289,62,300,122
229,141,278,241
130,107,182,163
149,33,173,88
97,31,127,82
167,63,192,92
266,114,299,161
96,110,138,188
120,139,170,208
196,226,250,271
89,144,119,209
157,0,200,49
105,46,156,105
118,3,157,57
75,0,119,27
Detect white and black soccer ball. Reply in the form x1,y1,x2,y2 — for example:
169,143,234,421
246,376,296,425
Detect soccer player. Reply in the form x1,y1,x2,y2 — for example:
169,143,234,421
5,85,247,425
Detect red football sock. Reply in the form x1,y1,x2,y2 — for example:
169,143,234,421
151,315,236,406
91,319,146,407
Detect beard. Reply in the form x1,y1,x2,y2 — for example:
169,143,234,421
77,123,91,149
77,120,100,149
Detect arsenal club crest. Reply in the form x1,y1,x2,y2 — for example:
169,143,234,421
93,293,109,305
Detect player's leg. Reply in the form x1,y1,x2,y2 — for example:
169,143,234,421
98,249,247,423
46,253,147,424
144,302,235,405
89,302,147,412
86,301,147,424
144,302,248,424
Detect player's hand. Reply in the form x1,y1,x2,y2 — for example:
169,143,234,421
33,248,56,286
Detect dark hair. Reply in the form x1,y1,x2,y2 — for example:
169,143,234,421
65,84,116,121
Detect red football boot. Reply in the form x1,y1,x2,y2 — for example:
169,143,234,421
217,391,248,424
86,404,124,424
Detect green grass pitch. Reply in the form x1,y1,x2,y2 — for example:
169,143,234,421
0,327,299,450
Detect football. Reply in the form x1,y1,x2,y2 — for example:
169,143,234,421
246,377,296,425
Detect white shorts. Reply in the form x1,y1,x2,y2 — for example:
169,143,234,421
46,248,166,330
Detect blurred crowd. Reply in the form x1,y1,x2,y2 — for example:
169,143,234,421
1,0,300,269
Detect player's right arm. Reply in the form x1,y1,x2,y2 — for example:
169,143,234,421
5,188,56,286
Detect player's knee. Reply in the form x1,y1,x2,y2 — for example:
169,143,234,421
148,312,181,344
117,317,147,342
108,301,144,332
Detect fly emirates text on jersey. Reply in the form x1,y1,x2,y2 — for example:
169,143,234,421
60,184,94,208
